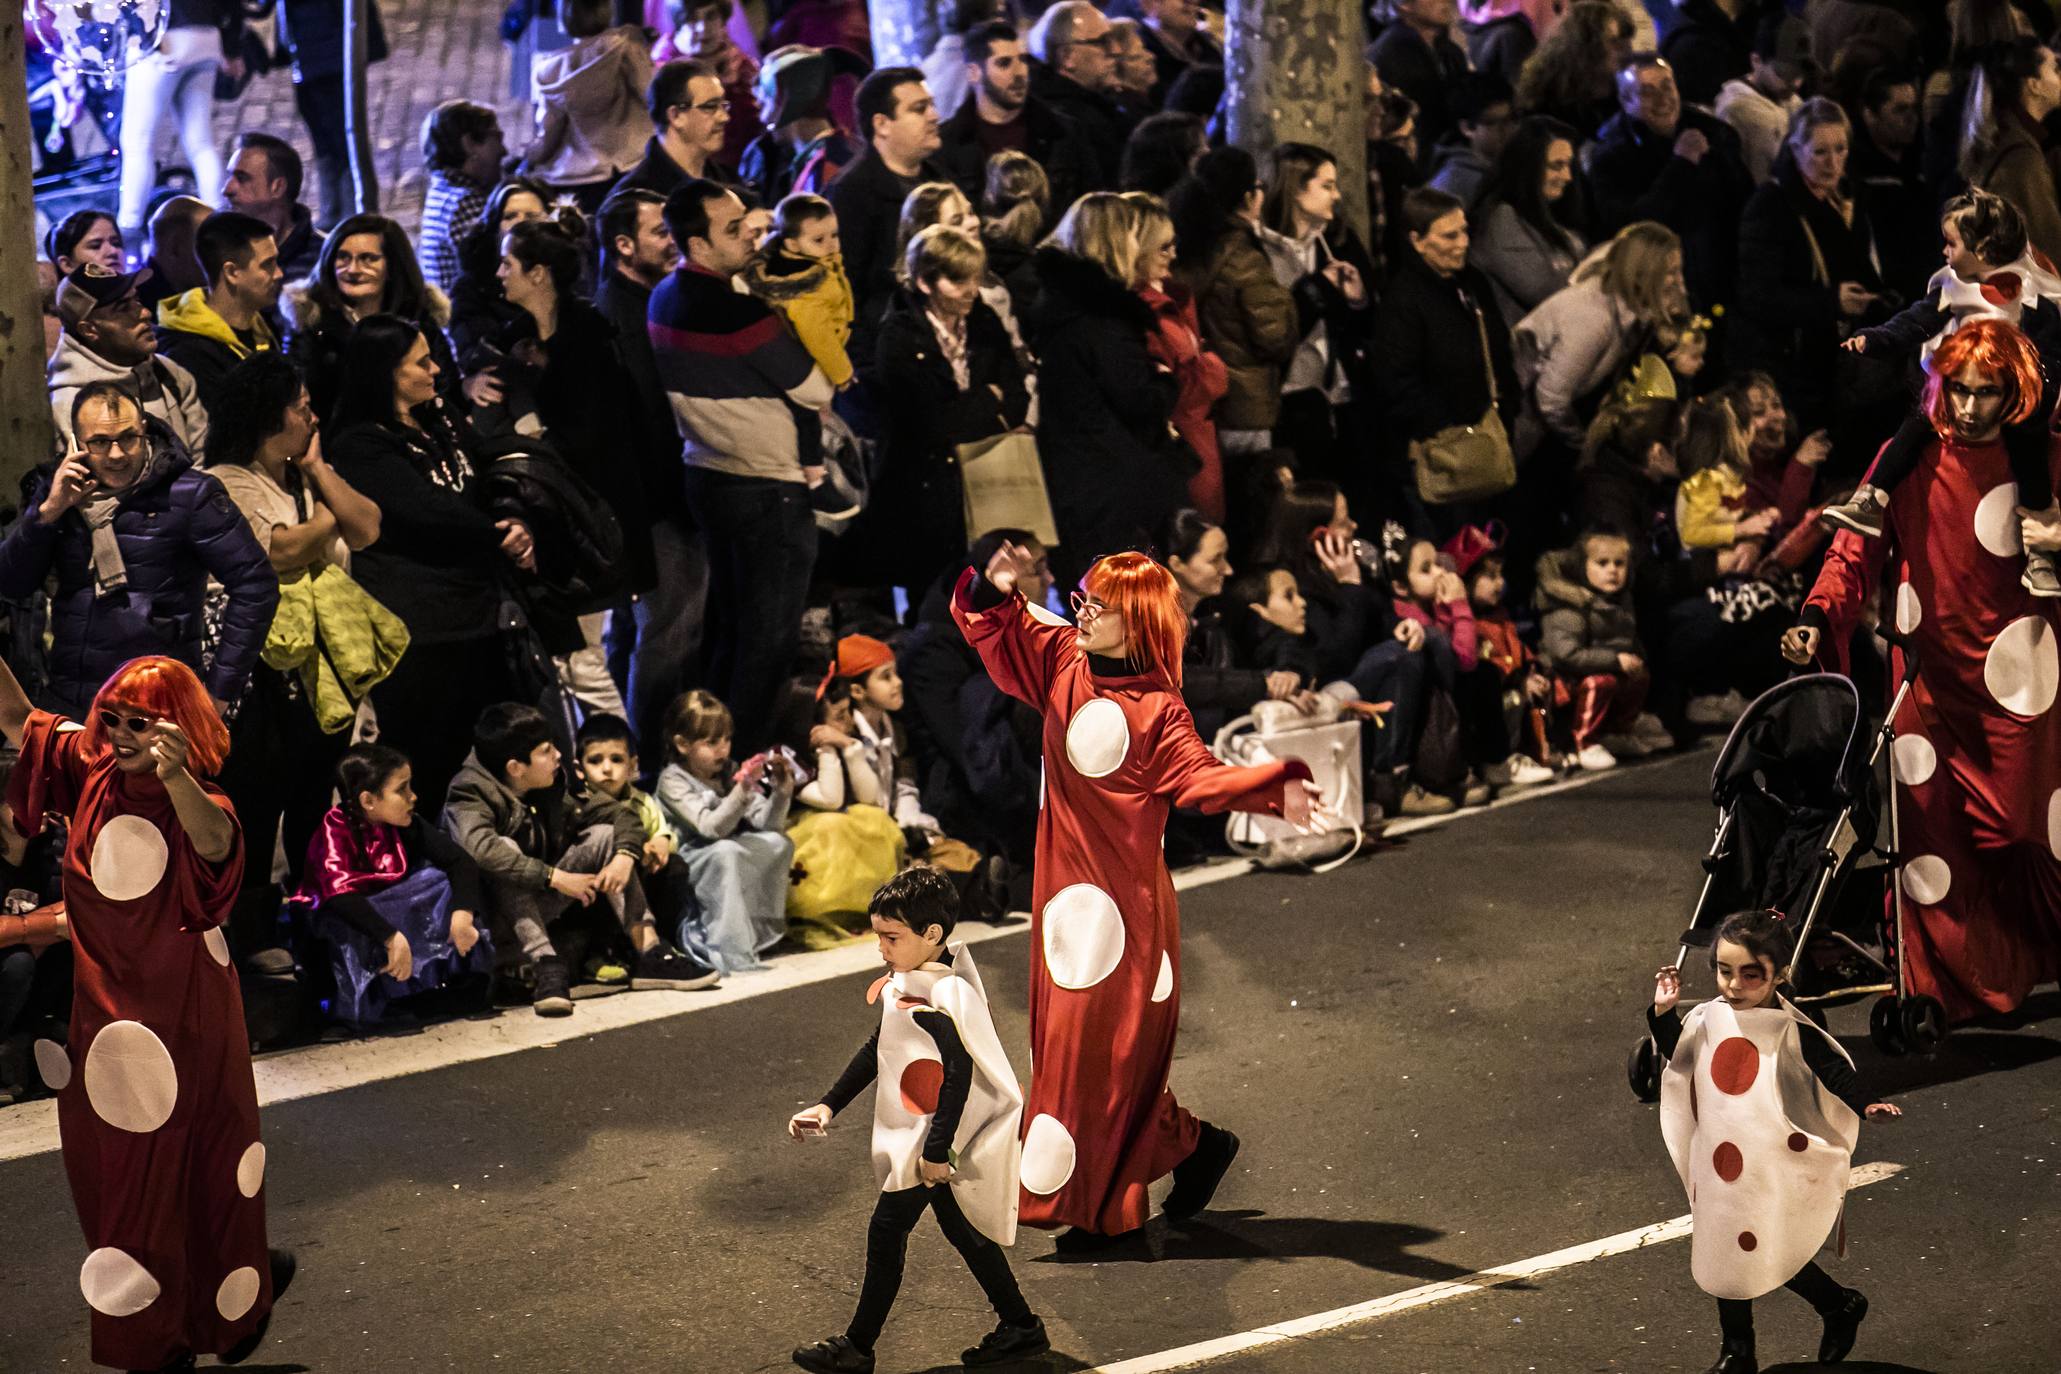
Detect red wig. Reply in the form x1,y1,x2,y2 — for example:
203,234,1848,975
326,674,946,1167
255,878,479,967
1923,318,2043,438
84,656,230,777
1083,552,1187,686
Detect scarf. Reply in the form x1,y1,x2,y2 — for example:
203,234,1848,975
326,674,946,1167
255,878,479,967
81,494,128,596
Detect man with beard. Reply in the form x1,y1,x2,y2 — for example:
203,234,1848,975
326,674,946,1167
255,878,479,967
935,22,1100,213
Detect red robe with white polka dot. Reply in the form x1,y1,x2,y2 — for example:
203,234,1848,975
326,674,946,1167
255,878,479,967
8,711,273,1370
1803,431,2061,1022
953,573,1312,1234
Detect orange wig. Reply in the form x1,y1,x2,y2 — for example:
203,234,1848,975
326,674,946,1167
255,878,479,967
1923,318,2043,439
1083,552,1187,686
84,656,230,777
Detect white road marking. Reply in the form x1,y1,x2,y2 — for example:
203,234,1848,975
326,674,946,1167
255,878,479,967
1088,1161,1906,1374
0,751,1701,1164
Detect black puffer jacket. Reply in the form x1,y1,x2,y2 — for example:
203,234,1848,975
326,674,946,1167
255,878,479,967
0,425,277,711
1025,247,1182,587
282,280,461,426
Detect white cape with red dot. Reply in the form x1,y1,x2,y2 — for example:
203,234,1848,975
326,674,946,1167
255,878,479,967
1659,998,1861,1300
869,942,1025,1246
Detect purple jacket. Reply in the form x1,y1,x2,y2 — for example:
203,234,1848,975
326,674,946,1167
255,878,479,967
0,425,278,711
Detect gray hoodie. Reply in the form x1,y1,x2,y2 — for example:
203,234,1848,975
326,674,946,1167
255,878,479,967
47,331,209,456
525,25,654,186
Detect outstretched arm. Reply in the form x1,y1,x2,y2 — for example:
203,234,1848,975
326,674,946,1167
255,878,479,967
151,723,236,864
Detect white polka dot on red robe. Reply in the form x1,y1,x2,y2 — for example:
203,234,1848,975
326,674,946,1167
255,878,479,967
84,1020,179,1133
1064,698,1130,778
1026,601,1071,628
33,1038,70,1090
2050,790,2061,861
204,927,231,967
1892,734,1936,787
89,815,169,902
1894,582,1922,635
236,1142,267,1198
1974,482,2025,558
1151,950,1173,1003
1020,1114,1077,1195
1983,615,2059,716
1902,854,1952,906
80,1247,160,1317
1041,884,1125,989
216,1266,260,1321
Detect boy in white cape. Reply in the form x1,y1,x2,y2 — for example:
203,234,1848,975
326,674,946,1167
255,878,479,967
787,867,1048,1373
1652,911,1902,1374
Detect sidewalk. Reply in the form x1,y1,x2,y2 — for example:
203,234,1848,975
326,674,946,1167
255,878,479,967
216,0,527,238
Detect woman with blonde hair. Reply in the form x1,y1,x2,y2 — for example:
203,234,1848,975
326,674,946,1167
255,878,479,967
1125,192,1230,520
980,150,1051,314
871,224,1032,589
1028,193,1184,588
897,180,1030,357
1733,97,1887,439
1514,219,1688,447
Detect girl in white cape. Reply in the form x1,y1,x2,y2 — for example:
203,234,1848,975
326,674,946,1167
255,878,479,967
786,867,1048,1374
1651,911,1902,1374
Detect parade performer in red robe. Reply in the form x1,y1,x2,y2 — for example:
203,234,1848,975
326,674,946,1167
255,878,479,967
1785,320,2061,1024
0,654,293,1373
953,544,1322,1244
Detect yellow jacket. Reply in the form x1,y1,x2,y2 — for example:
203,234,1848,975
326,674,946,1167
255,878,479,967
1675,463,1750,550
743,247,855,388
261,565,411,733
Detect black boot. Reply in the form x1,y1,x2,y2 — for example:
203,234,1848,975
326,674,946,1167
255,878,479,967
1162,1122,1240,1219
1051,1224,1140,1254
1817,1288,1867,1363
1703,1345,1756,1374
962,1315,1051,1366
129,1356,194,1374
792,1335,874,1373
219,1248,295,1365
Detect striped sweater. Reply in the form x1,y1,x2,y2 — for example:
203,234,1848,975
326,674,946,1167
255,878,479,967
648,262,835,483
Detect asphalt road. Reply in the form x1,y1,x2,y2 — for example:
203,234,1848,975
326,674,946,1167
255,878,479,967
3,753,2058,1374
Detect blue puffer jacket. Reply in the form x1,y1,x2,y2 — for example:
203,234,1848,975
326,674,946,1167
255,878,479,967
0,427,279,711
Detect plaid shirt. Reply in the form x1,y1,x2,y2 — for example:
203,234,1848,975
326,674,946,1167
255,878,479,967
418,169,490,294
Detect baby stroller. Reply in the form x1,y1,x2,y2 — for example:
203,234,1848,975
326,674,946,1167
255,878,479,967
1626,647,1946,1102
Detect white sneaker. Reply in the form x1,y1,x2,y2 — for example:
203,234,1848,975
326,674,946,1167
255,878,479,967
1576,743,1618,771
1631,712,1676,753
1685,690,1750,728
1505,754,1556,787
1599,732,1646,759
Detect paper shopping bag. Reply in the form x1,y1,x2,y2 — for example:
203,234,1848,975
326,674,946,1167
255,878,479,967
958,431,1060,547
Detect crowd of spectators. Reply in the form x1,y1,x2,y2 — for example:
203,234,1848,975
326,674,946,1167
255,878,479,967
5,0,2053,1076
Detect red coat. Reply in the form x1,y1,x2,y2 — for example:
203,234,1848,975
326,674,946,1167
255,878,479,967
1803,433,2061,1022
8,712,271,1369
953,572,1309,1233
1141,286,1231,522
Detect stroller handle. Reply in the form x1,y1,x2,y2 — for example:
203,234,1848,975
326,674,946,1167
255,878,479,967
1876,624,1922,685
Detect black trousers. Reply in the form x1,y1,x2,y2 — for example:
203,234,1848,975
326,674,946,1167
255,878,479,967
682,468,816,751
293,74,373,226
1715,1259,1845,1347
367,634,519,817
845,1184,1032,1352
215,668,352,958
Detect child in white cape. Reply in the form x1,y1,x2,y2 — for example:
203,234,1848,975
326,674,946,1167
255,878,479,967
785,867,1047,1373
1650,910,1902,1374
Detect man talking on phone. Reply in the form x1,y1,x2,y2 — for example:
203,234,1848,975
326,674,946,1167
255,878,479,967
0,381,276,717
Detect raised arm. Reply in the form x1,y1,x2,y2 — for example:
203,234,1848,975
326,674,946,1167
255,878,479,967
949,544,1077,710
0,654,32,748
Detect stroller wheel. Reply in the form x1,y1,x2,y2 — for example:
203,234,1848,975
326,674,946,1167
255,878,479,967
1868,996,1907,1055
1900,995,1947,1053
1626,1035,1662,1102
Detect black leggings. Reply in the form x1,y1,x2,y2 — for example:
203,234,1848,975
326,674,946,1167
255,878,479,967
846,1184,1032,1352
1871,398,2054,511
1715,1259,1845,1347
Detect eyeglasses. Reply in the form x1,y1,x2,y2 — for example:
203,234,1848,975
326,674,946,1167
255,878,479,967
1069,591,1108,622
674,98,727,116
81,429,145,458
97,708,156,733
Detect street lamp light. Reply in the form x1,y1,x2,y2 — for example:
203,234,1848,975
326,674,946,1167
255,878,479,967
25,0,168,84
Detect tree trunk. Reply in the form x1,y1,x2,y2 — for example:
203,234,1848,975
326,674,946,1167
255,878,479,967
1224,0,1369,245
0,4,53,503
867,0,938,71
